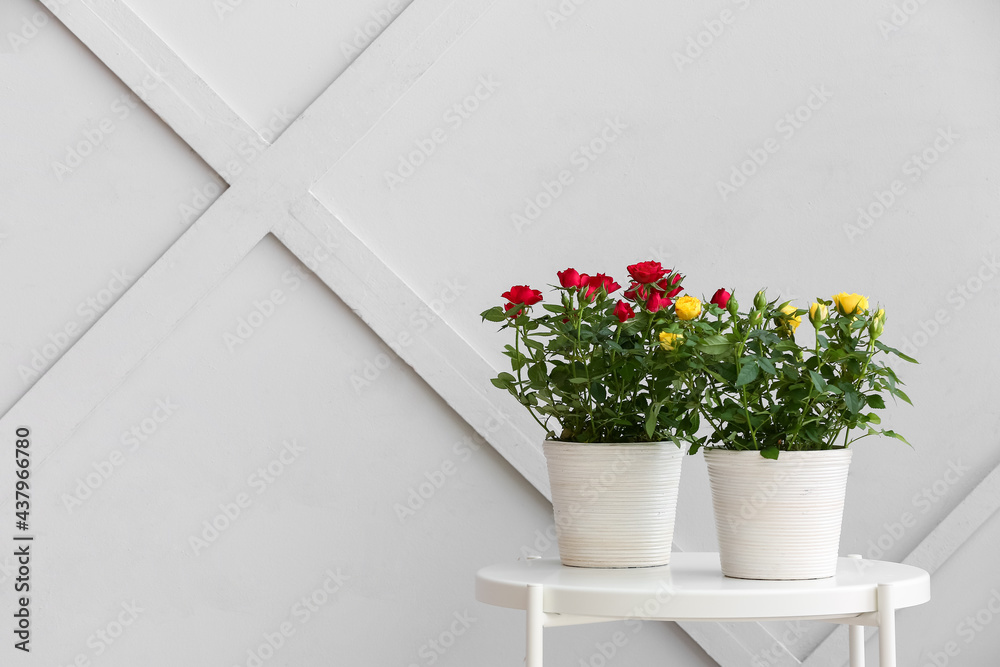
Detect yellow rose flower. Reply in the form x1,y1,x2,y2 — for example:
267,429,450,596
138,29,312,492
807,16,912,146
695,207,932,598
808,302,828,328
776,304,801,334
659,331,683,351
831,292,869,316
674,295,702,321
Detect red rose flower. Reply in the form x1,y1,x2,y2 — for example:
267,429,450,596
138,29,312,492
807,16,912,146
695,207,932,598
582,273,620,301
710,288,732,309
627,261,667,284
502,285,543,306
613,300,635,322
557,268,583,289
646,291,672,313
502,285,543,318
658,272,684,298
624,281,650,301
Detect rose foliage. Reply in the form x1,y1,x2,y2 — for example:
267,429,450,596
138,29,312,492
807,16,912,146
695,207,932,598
483,268,918,457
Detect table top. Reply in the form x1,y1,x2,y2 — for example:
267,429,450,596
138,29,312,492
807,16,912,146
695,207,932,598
476,553,930,622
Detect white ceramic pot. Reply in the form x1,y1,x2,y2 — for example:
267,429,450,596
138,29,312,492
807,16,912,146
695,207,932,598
543,440,684,568
704,448,852,580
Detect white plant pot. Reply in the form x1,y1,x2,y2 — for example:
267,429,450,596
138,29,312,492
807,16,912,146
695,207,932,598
543,440,684,568
704,448,852,580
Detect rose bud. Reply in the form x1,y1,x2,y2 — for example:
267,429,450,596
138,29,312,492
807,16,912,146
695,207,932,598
753,289,768,311
557,268,584,289
613,300,636,322
809,302,829,328
710,288,731,309
658,272,684,298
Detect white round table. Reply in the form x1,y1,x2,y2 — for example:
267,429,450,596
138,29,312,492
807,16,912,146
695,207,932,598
476,553,929,667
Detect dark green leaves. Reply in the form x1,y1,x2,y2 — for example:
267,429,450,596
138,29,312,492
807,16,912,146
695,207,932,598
480,306,507,322
735,358,759,387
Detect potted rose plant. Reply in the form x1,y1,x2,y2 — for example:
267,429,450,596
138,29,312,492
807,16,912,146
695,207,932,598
481,261,708,568
682,289,917,579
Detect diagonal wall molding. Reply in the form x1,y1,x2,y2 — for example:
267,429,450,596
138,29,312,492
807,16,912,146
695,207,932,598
46,0,263,179
8,1,995,665
803,457,1000,666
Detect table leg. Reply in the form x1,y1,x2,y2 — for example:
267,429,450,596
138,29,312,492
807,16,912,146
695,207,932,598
877,583,896,667
849,624,865,667
527,583,543,667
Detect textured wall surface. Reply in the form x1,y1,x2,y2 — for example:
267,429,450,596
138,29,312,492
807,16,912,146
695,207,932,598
1,0,999,665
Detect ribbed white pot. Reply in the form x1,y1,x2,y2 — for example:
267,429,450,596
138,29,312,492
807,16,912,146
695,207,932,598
705,448,852,580
543,440,684,568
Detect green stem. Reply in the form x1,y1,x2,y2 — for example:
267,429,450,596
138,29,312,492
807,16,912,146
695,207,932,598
513,320,552,436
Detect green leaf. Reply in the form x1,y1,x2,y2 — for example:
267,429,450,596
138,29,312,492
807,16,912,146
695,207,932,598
497,372,516,383
568,377,589,384
697,335,733,356
480,307,507,322
875,340,919,363
760,445,780,460
645,403,662,438
523,338,545,351
883,429,912,447
490,377,510,390
866,394,886,409
734,359,759,387
591,381,607,403
891,387,913,405
757,356,777,376
843,387,864,414
528,363,548,386
809,370,828,393
864,412,882,425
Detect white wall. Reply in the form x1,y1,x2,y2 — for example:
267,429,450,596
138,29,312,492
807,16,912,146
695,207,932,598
2,0,999,665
